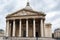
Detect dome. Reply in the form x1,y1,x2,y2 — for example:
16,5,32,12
55,28,60,31
23,2,33,11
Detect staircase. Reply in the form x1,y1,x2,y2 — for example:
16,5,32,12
3,37,56,40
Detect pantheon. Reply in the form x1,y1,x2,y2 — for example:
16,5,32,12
5,2,52,37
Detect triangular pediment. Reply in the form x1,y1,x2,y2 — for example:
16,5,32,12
12,11,37,16
6,10,42,18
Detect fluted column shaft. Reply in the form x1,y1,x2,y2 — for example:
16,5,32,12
40,19,44,37
12,20,15,36
6,20,9,37
19,19,21,37
33,19,36,37
26,19,28,37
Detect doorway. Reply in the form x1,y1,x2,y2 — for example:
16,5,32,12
23,31,26,37
36,32,39,37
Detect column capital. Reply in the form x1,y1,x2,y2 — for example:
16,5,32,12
19,19,21,20
13,19,15,21
6,20,9,22
33,18,36,20
26,19,28,20
40,18,45,20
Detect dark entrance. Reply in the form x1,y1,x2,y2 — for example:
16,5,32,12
36,32,39,37
23,31,26,37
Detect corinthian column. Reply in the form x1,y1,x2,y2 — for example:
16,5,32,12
26,19,28,37
40,19,44,37
19,19,21,37
12,20,15,36
33,19,36,37
6,20,9,37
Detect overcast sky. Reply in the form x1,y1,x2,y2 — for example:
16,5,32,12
0,0,60,32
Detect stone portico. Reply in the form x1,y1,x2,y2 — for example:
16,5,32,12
5,2,52,38
6,18,45,37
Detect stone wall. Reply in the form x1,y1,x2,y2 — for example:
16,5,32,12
45,23,52,37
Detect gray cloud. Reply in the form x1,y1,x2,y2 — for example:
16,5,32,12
30,0,60,13
48,13,60,22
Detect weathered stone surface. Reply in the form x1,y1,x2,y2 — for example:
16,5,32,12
0,37,57,40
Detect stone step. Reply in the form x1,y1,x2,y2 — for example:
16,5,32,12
1,37,57,40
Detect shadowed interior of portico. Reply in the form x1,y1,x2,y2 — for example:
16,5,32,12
9,19,42,37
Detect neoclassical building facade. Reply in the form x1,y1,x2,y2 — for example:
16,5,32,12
54,28,60,38
5,2,52,37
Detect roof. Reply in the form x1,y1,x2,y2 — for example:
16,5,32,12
55,28,60,31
